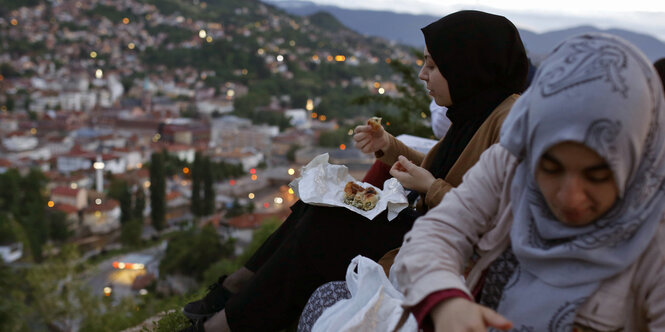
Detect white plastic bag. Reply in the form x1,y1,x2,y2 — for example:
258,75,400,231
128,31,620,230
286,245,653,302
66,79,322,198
312,255,418,332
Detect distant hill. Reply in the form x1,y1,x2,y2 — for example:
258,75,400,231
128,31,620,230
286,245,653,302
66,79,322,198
267,0,665,61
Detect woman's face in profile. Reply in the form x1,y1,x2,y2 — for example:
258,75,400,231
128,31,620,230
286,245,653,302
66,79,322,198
419,47,452,107
535,141,619,227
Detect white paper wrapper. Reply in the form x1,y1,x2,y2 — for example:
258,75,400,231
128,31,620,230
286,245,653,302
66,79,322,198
289,153,409,220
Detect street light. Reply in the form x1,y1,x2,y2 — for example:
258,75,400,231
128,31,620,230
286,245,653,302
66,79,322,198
93,161,105,170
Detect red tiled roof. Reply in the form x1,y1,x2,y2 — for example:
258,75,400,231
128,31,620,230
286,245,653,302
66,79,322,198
51,186,80,197
166,191,182,201
54,203,78,214
84,199,119,213
0,159,12,167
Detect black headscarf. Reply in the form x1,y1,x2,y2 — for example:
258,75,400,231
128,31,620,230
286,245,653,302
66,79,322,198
422,10,528,180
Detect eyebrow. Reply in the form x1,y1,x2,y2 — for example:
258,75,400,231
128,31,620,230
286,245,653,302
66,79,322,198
541,152,610,172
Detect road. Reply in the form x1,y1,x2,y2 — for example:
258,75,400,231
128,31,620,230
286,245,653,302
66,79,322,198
86,243,165,303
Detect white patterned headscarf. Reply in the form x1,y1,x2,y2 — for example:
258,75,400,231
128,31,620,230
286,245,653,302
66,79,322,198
497,33,665,331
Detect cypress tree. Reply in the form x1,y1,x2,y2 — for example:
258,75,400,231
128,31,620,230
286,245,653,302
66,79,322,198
202,157,215,215
133,188,145,222
149,152,166,231
190,152,203,216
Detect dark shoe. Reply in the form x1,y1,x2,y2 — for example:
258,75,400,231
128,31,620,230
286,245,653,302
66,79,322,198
179,319,205,332
183,276,234,320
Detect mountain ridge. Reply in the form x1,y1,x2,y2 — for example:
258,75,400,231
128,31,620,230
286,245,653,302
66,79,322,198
266,0,665,61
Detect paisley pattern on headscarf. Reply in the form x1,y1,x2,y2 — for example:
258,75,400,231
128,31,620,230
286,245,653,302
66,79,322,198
421,10,528,183
497,33,665,331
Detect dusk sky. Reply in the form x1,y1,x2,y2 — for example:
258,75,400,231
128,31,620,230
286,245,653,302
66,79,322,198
271,0,665,41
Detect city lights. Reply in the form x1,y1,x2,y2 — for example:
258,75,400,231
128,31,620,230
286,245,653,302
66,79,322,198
306,99,314,111
257,48,265,55
378,88,385,94
274,197,283,204
128,42,135,49
30,128,37,135
206,36,213,43
10,19,18,26
199,29,207,38
70,183,78,189
373,82,381,88
287,168,295,175
93,161,105,170
144,181,151,188
90,51,98,58
421,112,428,119
348,129,354,136
95,198,102,205
183,167,190,174
248,193,255,199
335,55,346,62
276,55,284,62
229,179,236,186
319,115,327,121
227,90,235,97
264,203,270,208
250,168,256,174
339,144,346,150
103,287,112,296
95,69,103,79
122,17,130,24
48,201,55,208
251,174,258,181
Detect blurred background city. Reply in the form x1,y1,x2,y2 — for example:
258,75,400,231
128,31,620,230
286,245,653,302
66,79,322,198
0,0,663,331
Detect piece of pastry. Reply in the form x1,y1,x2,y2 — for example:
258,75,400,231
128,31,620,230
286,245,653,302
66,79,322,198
367,117,382,131
361,187,379,211
344,181,364,205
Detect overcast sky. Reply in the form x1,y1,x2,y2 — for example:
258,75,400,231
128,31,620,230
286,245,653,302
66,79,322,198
274,0,665,41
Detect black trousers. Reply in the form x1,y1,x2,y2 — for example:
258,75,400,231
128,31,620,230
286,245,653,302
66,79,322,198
225,200,417,331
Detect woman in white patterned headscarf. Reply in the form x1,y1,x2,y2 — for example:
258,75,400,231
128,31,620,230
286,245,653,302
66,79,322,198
393,32,665,331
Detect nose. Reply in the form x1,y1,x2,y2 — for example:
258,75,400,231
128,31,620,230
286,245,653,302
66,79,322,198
418,66,427,81
557,175,587,209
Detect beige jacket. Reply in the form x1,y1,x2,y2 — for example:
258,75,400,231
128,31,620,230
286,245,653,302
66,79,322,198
394,144,665,331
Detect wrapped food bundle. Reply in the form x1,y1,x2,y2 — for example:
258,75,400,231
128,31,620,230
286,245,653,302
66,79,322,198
289,153,408,220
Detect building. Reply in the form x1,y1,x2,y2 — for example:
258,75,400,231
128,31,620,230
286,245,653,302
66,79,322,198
82,199,121,234
51,186,88,210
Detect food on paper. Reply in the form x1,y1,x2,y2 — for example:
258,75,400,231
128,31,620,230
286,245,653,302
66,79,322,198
343,181,380,211
367,117,382,131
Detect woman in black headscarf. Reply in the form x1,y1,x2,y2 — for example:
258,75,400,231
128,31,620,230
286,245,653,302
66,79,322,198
182,10,528,332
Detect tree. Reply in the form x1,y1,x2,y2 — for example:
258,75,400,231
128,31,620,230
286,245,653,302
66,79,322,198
133,188,146,222
120,219,142,247
47,209,71,242
202,157,215,215
159,224,231,281
190,152,203,216
108,179,132,224
352,55,432,138
19,169,48,262
150,152,166,231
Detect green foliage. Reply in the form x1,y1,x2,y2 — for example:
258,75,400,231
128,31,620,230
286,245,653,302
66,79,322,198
108,179,133,223
134,189,146,222
308,12,348,31
286,144,301,162
145,24,194,44
190,152,203,217
46,209,71,242
318,127,351,147
352,57,433,138
150,153,167,231
224,198,254,219
159,224,233,281
0,260,29,331
202,157,215,215
86,4,138,24
121,219,143,247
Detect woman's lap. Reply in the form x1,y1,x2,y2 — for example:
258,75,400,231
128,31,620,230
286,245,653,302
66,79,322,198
225,203,415,331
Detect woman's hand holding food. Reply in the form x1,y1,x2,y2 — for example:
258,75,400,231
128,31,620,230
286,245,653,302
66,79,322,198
353,118,390,154
431,298,513,332
389,155,436,193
